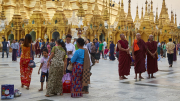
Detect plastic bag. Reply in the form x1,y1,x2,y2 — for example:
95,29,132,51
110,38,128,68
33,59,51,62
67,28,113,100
62,73,71,93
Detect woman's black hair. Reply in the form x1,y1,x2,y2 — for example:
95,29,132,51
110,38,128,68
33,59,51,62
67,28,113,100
76,38,85,46
57,39,67,52
24,34,32,47
43,48,48,53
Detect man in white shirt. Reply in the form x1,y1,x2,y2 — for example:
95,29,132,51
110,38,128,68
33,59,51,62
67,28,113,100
103,39,107,50
65,34,75,73
7,39,11,58
103,39,107,58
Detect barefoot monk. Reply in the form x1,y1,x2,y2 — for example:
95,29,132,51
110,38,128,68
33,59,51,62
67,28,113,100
132,33,152,79
146,35,158,79
117,34,131,80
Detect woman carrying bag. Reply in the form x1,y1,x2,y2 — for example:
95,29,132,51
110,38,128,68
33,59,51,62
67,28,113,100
20,34,35,90
69,38,90,98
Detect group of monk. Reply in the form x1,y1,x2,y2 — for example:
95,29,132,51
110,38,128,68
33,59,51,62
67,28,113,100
117,33,158,80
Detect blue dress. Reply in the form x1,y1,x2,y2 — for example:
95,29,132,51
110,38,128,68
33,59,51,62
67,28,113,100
109,43,115,60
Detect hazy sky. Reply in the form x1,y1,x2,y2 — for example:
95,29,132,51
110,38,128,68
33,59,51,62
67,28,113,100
114,0,179,26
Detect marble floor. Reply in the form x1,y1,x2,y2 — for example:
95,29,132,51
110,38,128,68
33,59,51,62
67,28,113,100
0,53,180,101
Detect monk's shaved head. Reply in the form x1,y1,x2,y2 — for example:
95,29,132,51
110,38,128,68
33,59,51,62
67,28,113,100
120,33,125,40
136,33,141,40
149,34,153,41
149,34,153,37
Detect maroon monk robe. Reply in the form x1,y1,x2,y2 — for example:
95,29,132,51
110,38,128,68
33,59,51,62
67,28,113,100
134,39,147,73
117,40,131,76
146,41,158,74
35,41,40,55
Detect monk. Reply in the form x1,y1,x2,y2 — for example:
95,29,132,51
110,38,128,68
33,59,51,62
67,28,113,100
117,34,131,80
146,35,158,79
132,33,153,80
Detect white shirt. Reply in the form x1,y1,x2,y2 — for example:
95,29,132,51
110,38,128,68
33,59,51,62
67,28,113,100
7,41,10,47
103,41,107,49
84,45,93,66
65,43,75,58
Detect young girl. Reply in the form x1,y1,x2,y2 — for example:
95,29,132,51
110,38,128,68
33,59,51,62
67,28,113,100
38,49,50,91
47,42,51,55
104,47,109,60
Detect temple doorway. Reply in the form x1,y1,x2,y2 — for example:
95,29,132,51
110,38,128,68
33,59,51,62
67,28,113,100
29,31,36,42
52,32,60,41
99,33,105,42
8,34,14,42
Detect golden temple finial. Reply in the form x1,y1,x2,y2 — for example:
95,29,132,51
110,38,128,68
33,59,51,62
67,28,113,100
63,0,72,10
140,6,143,23
149,0,154,23
93,0,100,15
103,0,109,21
115,0,120,21
175,13,177,27
155,7,159,25
77,0,85,17
170,10,174,26
86,0,92,14
127,0,133,22
57,0,63,12
14,2,20,15
143,0,150,21
134,5,139,24
34,0,41,11
1,1,6,20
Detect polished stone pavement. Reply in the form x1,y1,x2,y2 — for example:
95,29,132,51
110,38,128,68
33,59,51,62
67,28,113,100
0,53,180,101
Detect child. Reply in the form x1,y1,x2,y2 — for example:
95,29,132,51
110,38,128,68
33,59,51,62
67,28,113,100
38,49,50,91
104,47,109,60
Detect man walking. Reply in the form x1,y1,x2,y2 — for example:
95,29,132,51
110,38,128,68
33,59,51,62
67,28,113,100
146,35,158,79
11,40,19,61
95,38,100,63
86,39,91,52
99,41,104,59
117,34,131,80
166,38,175,67
162,42,166,58
2,39,8,58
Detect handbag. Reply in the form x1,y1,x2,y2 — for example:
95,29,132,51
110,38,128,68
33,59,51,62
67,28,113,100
28,44,36,68
67,64,73,71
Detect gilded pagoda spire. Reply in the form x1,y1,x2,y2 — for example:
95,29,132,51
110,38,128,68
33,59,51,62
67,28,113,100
140,6,144,23
101,0,105,17
155,7,159,25
20,0,27,19
120,0,125,20
175,13,177,27
103,0,109,21
170,11,174,26
56,0,63,12
77,0,85,17
42,0,50,21
85,0,93,24
14,2,20,15
34,0,41,11
143,0,150,22
134,5,139,24
115,0,121,22
63,0,72,10
149,0,154,24
93,0,100,16
159,0,170,25
126,0,133,22
1,1,5,20
86,0,92,14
